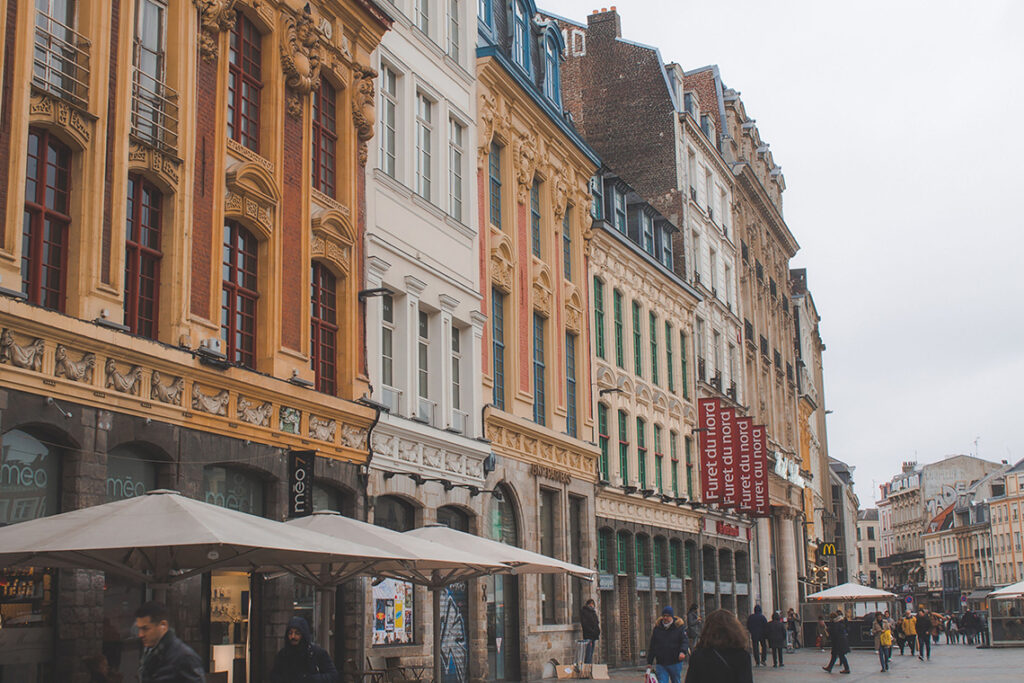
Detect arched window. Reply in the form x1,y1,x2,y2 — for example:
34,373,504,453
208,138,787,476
375,495,415,532
670,539,683,578
313,483,351,516
486,485,518,546
202,465,265,515
438,505,470,532
221,221,259,368
0,429,61,524
124,174,162,339
543,35,560,104
106,445,158,501
598,528,613,573
616,530,630,575
227,12,262,151
310,262,338,394
653,537,667,577
312,76,338,196
511,0,530,70
22,127,71,311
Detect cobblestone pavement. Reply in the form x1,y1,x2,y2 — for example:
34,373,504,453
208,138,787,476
601,641,1024,682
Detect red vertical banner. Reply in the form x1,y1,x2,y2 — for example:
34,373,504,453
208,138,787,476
735,416,755,514
751,424,770,516
698,398,722,504
719,407,737,510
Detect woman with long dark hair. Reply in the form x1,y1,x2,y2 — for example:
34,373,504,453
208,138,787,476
684,609,753,683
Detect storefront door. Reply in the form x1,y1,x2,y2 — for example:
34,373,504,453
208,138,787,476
486,574,520,681
207,571,253,683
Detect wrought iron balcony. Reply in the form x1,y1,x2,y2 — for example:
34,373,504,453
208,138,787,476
33,9,91,107
131,41,179,154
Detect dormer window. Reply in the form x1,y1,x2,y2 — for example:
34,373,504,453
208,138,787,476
684,92,697,120
701,114,715,142
512,0,530,71
590,175,604,220
543,35,560,105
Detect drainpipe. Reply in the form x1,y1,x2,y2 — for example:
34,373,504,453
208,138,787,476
356,397,386,522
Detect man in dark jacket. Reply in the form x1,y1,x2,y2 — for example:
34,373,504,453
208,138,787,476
915,608,932,660
822,613,851,674
685,604,702,654
580,598,600,663
134,601,205,683
270,616,338,683
746,605,769,666
647,606,689,683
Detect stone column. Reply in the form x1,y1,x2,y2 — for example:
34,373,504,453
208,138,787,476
778,508,800,613
755,517,774,614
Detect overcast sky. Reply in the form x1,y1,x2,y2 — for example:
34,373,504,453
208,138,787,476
549,0,1024,505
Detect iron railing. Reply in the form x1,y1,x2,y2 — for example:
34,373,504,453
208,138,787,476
33,10,91,107
131,41,179,153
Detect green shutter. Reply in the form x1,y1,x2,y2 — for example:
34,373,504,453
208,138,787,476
666,322,674,392
613,290,624,368
594,278,606,360
680,331,689,399
632,301,642,376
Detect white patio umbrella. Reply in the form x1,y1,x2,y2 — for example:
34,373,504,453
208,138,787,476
805,582,896,600
406,524,595,683
988,579,1024,599
0,489,408,586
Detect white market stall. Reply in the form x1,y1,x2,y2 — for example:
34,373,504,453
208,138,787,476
987,580,1024,647
804,583,898,649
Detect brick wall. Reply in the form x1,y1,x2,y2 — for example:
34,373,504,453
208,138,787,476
99,0,121,284
190,56,219,319
280,104,303,351
0,0,21,250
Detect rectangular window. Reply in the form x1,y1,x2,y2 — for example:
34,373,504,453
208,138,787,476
670,542,680,578
418,311,429,399
415,0,430,34
709,248,718,293
448,118,464,221
491,289,505,409
685,436,694,499
618,410,629,483
632,300,642,376
478,0,491,27
124,174,162,338
382,294,394,387
312,77,338,196
869,547,876,562
613,187,627,234
415,93,433,201
310,263,338,394
533,313,546,425
451,327,461,411
659,225,673,268
617,532,628,574
543,36,560,103
597,403,610,481
488,142,502,228
131,0,170,149
593,278,606,359
670,431,679,497
512,0,529,69
613,290,625,368
680,331,689,399
221,222,259,368
665,322,674,392
598,529,610,573
380,67,397,177
530,179,542,257
635,537,647,575
447,0,460,60
566,332,577,438
540,488,558,624
590,175,604,220
724,263,733,307
654,425,663,492
653,540,664,577
227,13,261,152
640,212,654,255
636,417,647,489
562,207,572,280
649,312,659,385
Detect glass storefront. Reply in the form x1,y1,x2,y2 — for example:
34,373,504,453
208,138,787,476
203,466,265,514
485,486,520,681
106,446,158,502
0,429,60,683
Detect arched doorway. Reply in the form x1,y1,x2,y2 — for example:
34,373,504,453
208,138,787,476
371,496,417,646
437,506,472,683
485,486,520,681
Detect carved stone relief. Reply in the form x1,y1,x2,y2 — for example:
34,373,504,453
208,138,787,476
150,371,184,405
54,345,96,383
308,415,336,442
128,143,181,185
280,406,301,433
341,424,367,449
280,6,322,117
237,396,272,427
192,383,229,416
351,63,377,166
29,94,91,146
0,329,45,371
194,0,237,61
514,132,538,204
105,359,142,395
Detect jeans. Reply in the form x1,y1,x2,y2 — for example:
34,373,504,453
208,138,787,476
582,639,595,664
771,647,784,666
752,637,767,664
918,633,931,658
654,662,683,683
878,646,888,671
824,653,850,672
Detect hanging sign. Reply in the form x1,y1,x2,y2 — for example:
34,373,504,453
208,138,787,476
288,450,315,518
735,416,755,514
751,425,770,516
698,398,723,504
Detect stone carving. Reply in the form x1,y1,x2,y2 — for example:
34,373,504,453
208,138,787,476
280,406,301,433
104,358,142,395
444,452,466,475
29,94,91,144
224,191,272,230
310,234,350,271
237,396,272,427
370,431,393,455
0,329,45,371
280,6,322,117
514,132,538,204
194,0,237,61
490,253,513,293
351,63,377,166
308,415,336,442
311,188,350,216
54,345,96,383
341,424,368,449
565,304,582,334
398,440,418,463
532,282,552,317
150,371,184,405
422,447,442,469
191,383,229,416
128,143,180,185
477,92,497,167
225,138,275,173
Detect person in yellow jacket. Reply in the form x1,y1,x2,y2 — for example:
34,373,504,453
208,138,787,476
898,613,917,656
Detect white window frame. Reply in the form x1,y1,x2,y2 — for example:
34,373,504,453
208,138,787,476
447,0,460,61
448,117,464,221
379,66,398,178
415,91,433,202
451,326,462,411
418,310,430,400
415,0,430,36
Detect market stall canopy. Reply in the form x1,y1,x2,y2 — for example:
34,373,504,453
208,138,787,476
988,579,1024,599
806,582,896,600
405,523,595,579
0,489,407,585
285,512,507,587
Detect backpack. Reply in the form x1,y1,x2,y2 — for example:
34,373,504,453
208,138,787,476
880,628,892,647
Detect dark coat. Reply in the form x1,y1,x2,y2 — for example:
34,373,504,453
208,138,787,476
746,607,768,641
648,616,690,666
827,619,850,656
686,608,702,641
684,647,753,683
270,617,338,683
766,619,787,649
138,631,205,683
915,612,932,637
580,605,601,641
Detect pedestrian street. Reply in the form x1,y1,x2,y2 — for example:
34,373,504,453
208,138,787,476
605,641,1024,683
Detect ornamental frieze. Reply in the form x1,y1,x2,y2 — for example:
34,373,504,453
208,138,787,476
280,6,323,117
595,493,702,534
192,383,229,416
29,93,92,147
0,329,45,372
105,359,142,395
193,0,237,62
351,63,377,166
128,142,180,186
54,345,96,383
238,395,272,427
485,418,597,482
150,371,184,405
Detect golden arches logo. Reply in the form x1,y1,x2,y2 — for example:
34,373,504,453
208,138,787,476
820,543,837,557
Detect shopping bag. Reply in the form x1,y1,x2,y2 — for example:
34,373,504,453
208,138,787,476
644,668,658,683
880,629,892,647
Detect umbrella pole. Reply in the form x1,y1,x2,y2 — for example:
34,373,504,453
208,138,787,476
433,585,442,683
318,587,334,653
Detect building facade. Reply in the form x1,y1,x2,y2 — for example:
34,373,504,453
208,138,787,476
0,0,391,681
857,508,880,588
475,2,601,679
990,460,1024,587
828,459,859,586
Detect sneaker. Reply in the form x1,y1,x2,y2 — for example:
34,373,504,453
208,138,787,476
822,667,832,673
840,670,851,675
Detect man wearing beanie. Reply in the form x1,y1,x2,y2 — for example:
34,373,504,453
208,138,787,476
647,606,689,683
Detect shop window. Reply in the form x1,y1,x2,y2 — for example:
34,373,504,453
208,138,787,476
313,483,350,516
438,505,469,532
310,262,338,394
373,496,417,646
375,495,415,532
106,446,158,501
202,466,264,515
312,76,338,197
227,12,262,152
437,504,470,679
221,221,259,368
124,174,163,339
540,488,558,624
598,529,612,574
486,484,520,679
616,531,630,575
22,127,71,311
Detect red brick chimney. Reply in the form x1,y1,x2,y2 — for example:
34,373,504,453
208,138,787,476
588,6,621,39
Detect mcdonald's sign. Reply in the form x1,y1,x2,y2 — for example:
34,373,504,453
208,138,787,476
820,543,837,557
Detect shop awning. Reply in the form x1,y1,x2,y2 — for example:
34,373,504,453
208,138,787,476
0,489,406,585
806,582,896,601
967,589,992,601
988,579,1024,599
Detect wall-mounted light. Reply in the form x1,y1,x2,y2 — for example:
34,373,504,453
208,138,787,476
358,286,395,302
289,369,315,388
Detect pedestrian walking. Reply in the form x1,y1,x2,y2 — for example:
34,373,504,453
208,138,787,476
767,611,786,667
686,603,703,655
915,607,932,661
816,615,829,651
647,606,689,683
746,605,769,667
881,611,894,663
900,612,917,655
930,611,942,644
269,616,338,683
134,601,205,683
821,612,851,674
946,616,958,644
580,598,600,664
872,613,890,672
787,608,802,649
684,609,753,683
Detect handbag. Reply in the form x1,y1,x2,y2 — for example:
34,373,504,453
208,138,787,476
880,629,892,647
644,668,658,683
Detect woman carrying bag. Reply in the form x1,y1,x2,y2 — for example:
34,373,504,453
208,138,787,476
684,609,753,683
